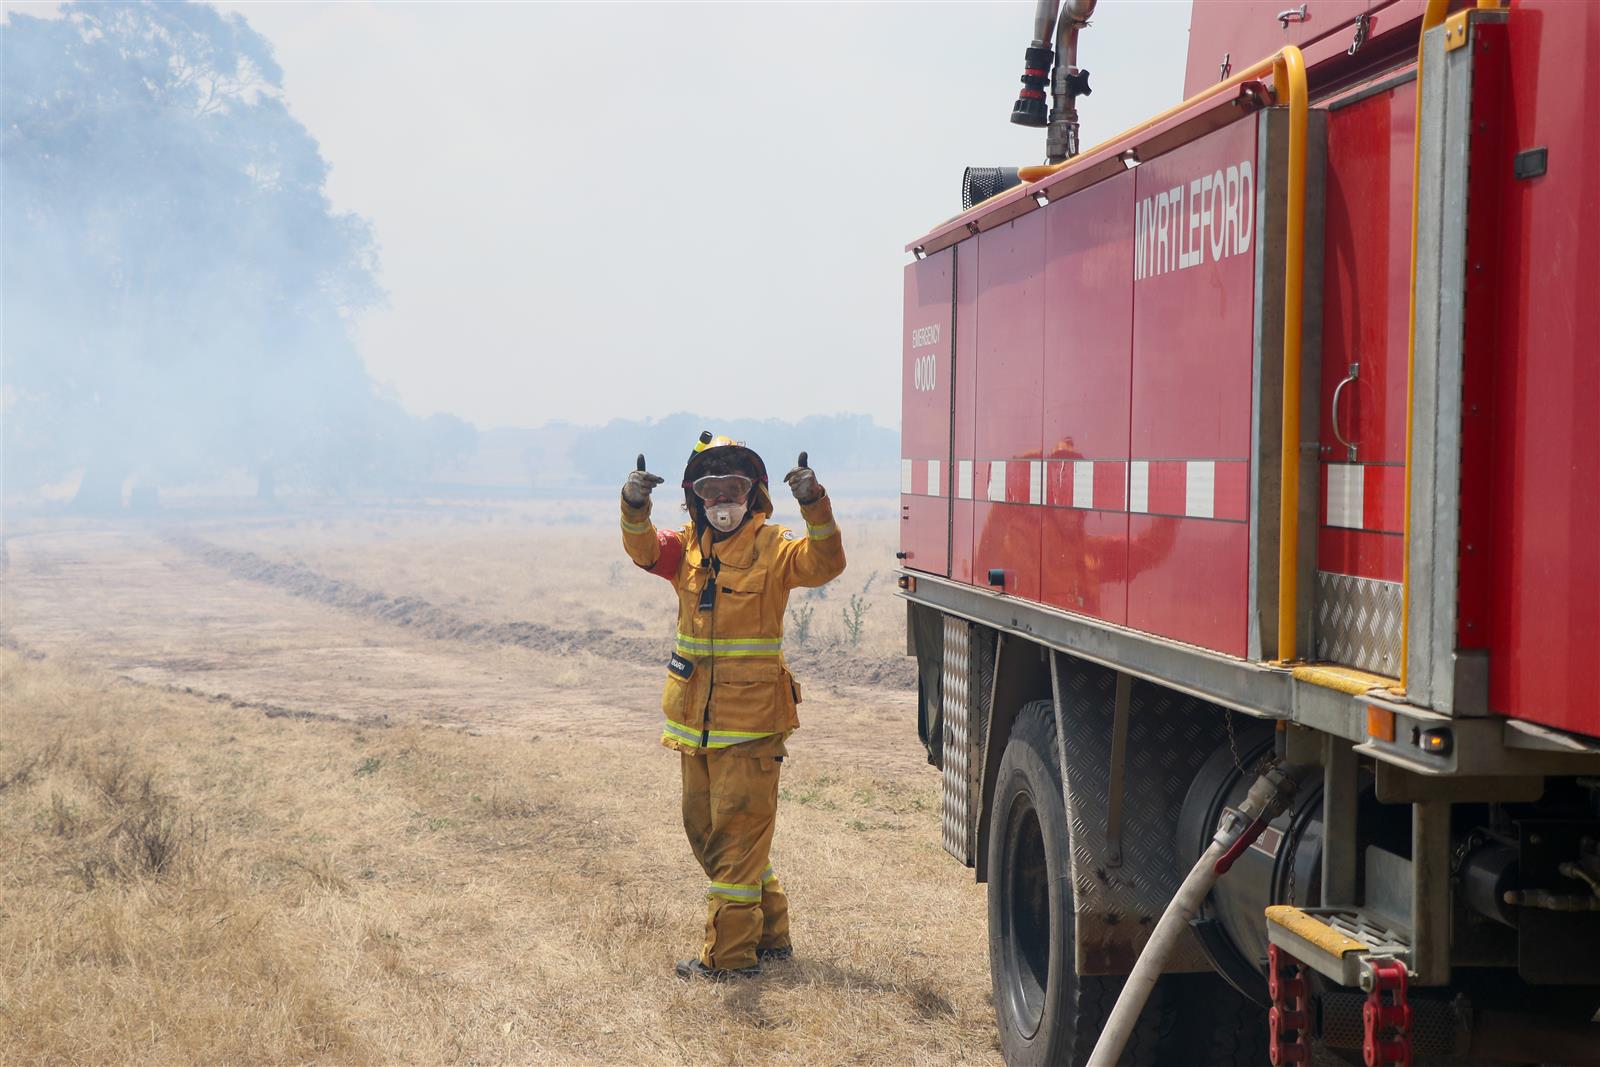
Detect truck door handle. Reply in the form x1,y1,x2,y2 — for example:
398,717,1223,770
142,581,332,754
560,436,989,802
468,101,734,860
1331,361,1359,462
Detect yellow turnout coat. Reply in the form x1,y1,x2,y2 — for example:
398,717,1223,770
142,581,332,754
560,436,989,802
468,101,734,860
620,491,845,752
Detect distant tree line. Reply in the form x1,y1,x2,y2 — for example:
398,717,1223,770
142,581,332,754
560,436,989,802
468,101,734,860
569,413,898,485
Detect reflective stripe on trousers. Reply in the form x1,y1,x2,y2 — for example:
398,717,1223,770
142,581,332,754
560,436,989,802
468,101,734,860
708,880,761,902
707,865,779,901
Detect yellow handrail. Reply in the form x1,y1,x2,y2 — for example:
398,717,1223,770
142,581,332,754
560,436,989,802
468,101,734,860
1399,0,1453,692
1274,47,1309,664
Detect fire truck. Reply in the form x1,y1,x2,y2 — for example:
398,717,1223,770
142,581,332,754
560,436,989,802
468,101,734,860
897,1,1600,1063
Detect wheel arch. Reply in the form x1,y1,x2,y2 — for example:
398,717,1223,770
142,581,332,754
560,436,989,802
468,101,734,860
969,635,1240,977
975,631,1053,883
929,616,1247,979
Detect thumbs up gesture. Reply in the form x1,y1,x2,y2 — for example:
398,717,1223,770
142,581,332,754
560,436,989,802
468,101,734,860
784,451,823,505
623,453,665,507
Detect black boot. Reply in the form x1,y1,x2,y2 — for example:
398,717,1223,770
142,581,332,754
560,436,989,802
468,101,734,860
756,945,793,962
675,958,760,981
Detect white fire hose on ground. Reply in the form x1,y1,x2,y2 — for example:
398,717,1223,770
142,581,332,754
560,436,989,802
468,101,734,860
1087,762,1312,1067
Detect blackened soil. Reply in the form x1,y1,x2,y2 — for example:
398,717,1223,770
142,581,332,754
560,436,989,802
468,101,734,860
165,535,917,691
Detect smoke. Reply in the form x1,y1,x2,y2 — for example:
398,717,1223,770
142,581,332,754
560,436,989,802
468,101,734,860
570,413,899,488
1,1,461,508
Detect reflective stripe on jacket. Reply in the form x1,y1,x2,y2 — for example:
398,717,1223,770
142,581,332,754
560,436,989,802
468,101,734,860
620,492,846,752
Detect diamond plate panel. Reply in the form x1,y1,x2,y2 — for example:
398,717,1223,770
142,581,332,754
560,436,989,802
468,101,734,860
970,633,991,856
941,617,973,865
1315,571,1403,676
1057,659,1227,974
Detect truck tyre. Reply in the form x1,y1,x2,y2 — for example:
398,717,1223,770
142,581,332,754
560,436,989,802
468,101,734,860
1162,973,1269,1066
987,698,1169,1066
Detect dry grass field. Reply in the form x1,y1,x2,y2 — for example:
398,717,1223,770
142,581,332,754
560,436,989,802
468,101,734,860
0,500,997,1066
192,495,911,665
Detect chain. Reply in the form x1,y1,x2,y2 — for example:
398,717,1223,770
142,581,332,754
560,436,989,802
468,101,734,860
1451,830,1485,879
1225,710,1245,773
1286,827,1299,905
1347,11,1370,56
1225,708,1278,775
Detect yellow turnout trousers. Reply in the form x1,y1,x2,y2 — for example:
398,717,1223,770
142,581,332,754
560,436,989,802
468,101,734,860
680,748,791,970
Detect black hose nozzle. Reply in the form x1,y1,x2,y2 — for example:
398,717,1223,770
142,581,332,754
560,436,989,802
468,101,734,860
1010,46,1053,127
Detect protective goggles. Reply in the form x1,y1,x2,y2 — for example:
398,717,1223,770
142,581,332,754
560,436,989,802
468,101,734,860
691,474,754,503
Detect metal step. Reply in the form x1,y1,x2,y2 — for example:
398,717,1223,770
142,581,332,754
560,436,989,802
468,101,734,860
1265,904,1411,987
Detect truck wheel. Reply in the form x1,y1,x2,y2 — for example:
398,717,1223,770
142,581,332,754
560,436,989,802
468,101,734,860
987,699,1169,1066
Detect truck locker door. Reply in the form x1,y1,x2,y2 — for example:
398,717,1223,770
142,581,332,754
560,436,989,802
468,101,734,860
1314,80,1413,678
951,243,978,586
1127,117,1258,658
1040,170,1135,626
1486,0,1600,734
971,213,1046,603
901,251,954,576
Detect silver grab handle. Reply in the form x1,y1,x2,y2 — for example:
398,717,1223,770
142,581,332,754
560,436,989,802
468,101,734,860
1331,361,1359,462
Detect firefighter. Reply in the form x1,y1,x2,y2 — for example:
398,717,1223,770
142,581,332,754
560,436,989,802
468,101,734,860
620,434,846,980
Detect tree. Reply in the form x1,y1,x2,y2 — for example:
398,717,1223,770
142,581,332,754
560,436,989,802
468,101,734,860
2,1,392,508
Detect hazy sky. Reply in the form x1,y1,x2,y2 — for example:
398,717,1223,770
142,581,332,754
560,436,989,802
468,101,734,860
19,1,1194,431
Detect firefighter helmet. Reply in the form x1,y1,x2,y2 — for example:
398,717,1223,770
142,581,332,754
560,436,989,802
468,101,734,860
682,433,768,488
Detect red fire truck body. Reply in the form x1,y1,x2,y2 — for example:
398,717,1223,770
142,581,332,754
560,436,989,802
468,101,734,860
899,1,1600,1062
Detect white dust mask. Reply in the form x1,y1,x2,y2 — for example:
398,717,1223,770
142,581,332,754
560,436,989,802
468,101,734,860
707,501,748,533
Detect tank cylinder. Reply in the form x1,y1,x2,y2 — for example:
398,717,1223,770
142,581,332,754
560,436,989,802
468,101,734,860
1457,840,1520,927
1175,727,1326,976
